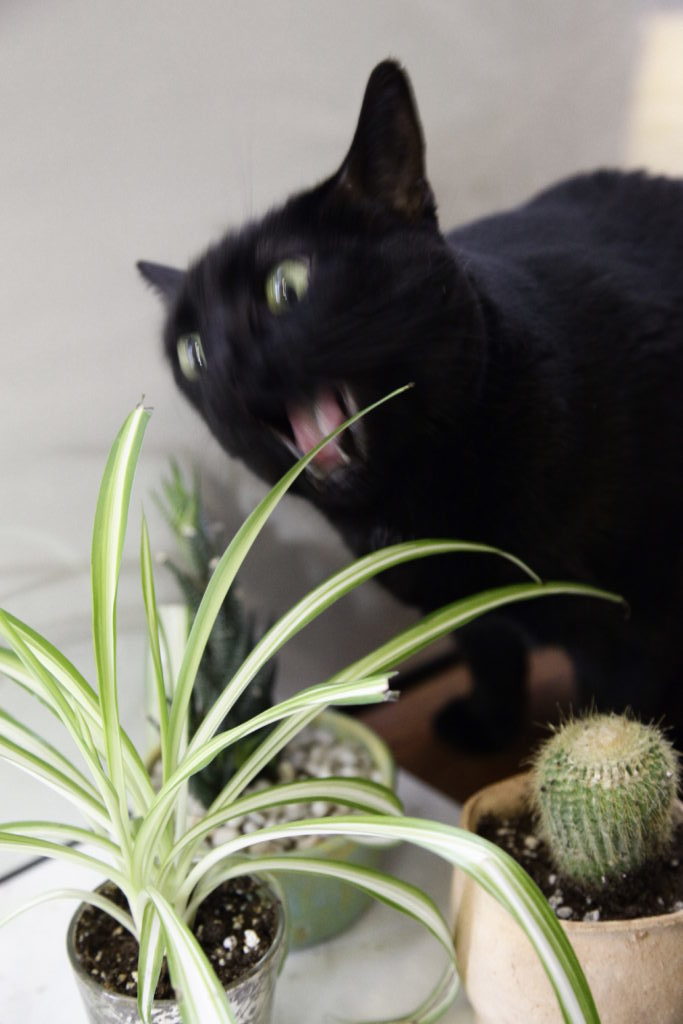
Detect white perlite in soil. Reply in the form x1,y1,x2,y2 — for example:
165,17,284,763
182,722,384,853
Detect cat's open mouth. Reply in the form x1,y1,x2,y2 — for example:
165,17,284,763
272,386,365,480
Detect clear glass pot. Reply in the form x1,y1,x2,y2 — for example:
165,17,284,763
66,876,286,1024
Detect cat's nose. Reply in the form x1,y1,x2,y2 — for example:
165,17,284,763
233,360,289,421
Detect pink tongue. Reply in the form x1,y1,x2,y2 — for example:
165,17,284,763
287,390,347,472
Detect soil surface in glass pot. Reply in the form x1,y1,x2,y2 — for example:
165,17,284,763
74,876,280,997
478,812,683,922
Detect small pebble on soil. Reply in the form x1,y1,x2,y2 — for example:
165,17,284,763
74,877,280,998
151,722,383,855
205,723,384,853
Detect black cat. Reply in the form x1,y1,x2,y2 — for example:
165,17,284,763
139,60,683,751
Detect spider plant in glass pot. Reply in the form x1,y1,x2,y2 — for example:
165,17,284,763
151,462,398,948
0,389,622,1024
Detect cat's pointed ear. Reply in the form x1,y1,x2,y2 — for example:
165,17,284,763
337,60,436,223
137,260,184,302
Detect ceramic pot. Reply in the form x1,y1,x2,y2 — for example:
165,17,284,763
451,773,683,1024
66,876,286,1024
270,709,396,948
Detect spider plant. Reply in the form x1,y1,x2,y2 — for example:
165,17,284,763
0,388,622,1024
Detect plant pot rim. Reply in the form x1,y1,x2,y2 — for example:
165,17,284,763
65,873,286,1007
460,770,683,935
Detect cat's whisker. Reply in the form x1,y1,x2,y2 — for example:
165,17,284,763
305,461,332,486
272,428,302,461
348,419,367,460
330,442,351,467
341,385,359,417
331,384,367,462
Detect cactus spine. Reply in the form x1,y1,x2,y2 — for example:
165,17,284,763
530,713,680,889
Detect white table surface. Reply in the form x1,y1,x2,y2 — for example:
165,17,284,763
0,769,476,1024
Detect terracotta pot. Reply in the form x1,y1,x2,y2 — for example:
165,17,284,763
451,773,683,1024
66,875,286,1024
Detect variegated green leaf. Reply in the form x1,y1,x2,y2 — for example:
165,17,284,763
207,707,326,809
0,710,105,816
0,640,153,813
0,612,99,768
1,820,119,855
181,816,598,1024
137,899,166,1023
162,775,401,878
188,538,540,753
188,855,453,957
188,857,461,1024
147,888,236,1024
91,403,151,833
134,675,393,880
140,514,170,776
325,581,623,686
0,887,135,936
181,675,393,782
167,386,412,766
357,966,461,1024
0,735,111,832
0,831,127,891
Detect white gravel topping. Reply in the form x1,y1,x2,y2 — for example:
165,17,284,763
174,722,385,853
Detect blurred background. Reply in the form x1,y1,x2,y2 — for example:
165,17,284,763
1,0,682,805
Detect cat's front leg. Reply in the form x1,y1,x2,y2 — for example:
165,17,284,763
433,615,532,753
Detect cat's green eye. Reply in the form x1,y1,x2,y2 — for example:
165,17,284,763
265,258,310,313
177,333,207,381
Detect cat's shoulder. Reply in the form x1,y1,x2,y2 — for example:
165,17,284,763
527,168,683,212
448,169,683,256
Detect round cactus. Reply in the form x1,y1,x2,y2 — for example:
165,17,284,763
530,713,680,890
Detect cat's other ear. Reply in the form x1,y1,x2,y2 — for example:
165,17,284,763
137,260,184,302
337,60,436,224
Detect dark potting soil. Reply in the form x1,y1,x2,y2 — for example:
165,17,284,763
74,876,280,999
478,812,683,923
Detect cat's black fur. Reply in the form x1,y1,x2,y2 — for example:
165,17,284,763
139,61,683,750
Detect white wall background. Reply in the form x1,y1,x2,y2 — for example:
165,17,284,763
0,1,642,722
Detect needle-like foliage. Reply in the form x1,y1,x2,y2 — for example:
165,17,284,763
155,463,277,806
